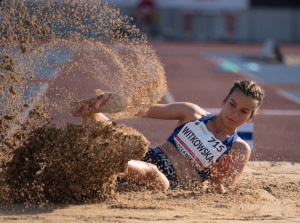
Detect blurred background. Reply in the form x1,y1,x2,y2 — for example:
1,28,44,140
105,0,300,43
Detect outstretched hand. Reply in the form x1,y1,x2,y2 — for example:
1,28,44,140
210,155,233,184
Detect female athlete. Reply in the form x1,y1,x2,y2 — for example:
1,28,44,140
81,80,264,193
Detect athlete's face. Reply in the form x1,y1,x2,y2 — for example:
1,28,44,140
221,89,259,129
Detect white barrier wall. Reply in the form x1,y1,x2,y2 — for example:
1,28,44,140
183,8,300,42
295,9,300,42
118,7,300,43
249,9,295,42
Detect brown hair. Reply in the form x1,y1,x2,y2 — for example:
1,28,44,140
226,80,264,115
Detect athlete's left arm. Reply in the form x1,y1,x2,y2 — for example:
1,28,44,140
221,139,251,192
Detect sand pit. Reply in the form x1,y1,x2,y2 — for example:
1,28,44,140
1,121,149,204
0,161,299,222
1,0,299,222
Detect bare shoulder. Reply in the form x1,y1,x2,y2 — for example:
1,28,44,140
223,137,252,189
230,137,251,158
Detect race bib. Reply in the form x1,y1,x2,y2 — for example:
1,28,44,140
174,120,228,171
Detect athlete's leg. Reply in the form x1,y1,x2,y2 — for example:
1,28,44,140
82,112,111,125
120,160,170,191
77,101,168,190
81,113,168,190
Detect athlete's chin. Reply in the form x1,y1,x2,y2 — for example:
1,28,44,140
225,117,239,128
226,116,237,124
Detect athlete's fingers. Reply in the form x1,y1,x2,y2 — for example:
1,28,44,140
218,155,226,166
222,155,231,165
210,160,216,169
211,155,232,175
218,155,231,174
217,156,224,166
227,155,233,165
226,154,232,161
212,160,217,166
223,155,232,165
210,161,220,175
222,154,228,161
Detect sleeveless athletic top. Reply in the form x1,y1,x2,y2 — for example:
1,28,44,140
166,114,239,181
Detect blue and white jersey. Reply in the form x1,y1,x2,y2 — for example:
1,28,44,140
166,114,239,172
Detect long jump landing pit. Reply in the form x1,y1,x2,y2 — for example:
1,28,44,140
1,0,300,222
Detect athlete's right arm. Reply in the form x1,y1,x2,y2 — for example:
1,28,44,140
140,102,208,123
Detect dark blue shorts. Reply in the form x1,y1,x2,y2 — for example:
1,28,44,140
142,147,178,189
